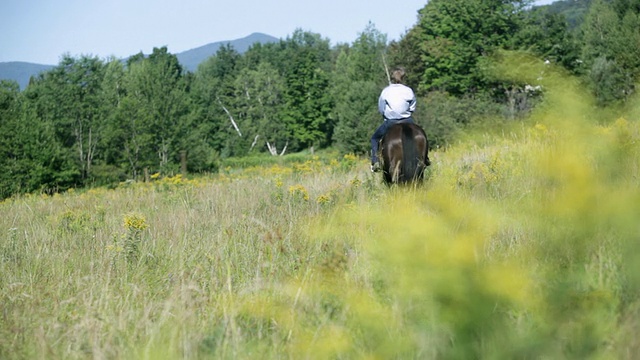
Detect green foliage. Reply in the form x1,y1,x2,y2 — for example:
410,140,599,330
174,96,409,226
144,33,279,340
2,0,639,200
8,81,80,195
331,24,388,154
416,91,504,148
513,7,582,73
0,80,23,198
589,56,629,106
47,55,106,178
19,55,107,190
581,0,640,105
279,30,334,151
387,26,424,90
543,0,593,30
190,44,243,158
415,0,526,95
232,62,288,156
129,47,189,173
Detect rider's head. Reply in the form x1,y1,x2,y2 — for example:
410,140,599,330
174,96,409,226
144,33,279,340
391,67,406,84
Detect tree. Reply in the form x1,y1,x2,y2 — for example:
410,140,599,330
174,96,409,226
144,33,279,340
0,80,25,197
6,78,80,195
414,0,530,96
120,47,189,175
539,0,593,31
332,23,389,154
513,7,581,73
190,44,243,158
146,47,190,171
581,0,640,105
60,55,106,180
95,59,130,182
387,27,425,91
20,55,106,185
233,62,288,155
279,30,334,151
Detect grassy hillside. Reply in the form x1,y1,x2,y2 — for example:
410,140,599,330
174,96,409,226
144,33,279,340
2,62,640,358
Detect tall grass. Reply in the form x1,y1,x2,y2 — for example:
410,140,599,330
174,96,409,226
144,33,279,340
2,70,640,358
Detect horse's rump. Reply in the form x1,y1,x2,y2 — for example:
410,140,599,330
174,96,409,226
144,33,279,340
380,122,430,184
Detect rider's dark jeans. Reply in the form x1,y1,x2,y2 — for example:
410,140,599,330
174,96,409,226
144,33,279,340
370,117,414,164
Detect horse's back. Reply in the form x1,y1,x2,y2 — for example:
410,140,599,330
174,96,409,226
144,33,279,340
381,122,430,184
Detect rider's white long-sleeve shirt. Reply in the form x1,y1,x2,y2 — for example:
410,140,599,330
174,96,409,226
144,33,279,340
378,83,416,121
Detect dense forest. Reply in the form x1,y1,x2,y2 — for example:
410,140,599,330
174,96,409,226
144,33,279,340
1,0,639,199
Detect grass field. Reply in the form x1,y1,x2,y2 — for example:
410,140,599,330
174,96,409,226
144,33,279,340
2,76,640,359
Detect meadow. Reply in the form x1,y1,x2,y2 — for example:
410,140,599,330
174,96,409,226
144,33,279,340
2,72,640,359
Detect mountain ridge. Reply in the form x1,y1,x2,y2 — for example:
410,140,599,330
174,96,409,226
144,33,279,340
0,62,55,90
0,32,280,89
177,32,278,71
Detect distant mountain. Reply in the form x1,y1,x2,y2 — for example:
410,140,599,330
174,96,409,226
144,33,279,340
176,32,279,72
0,32,279,90
0,62,54,89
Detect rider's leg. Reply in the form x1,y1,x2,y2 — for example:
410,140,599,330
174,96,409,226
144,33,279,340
370,121,389,165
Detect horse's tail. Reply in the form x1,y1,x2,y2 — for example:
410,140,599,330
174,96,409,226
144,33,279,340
401,124,420,182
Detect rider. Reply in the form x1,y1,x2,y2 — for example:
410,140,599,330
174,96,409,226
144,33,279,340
370,67,417,172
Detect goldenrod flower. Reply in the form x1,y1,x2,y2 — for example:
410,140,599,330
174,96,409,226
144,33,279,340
316,194,331,204
288,184,309,201
123,213,149,232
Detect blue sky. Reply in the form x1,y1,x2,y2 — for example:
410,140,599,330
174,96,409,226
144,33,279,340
2,0,557,65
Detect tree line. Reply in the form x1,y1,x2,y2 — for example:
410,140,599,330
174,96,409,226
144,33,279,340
1,0,638,199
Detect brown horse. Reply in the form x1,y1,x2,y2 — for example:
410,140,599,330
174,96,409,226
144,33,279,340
380,122,430,184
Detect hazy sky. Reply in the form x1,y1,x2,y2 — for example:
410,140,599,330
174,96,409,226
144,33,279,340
2,0,558,64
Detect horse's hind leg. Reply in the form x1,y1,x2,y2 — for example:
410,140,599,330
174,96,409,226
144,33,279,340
392,161,401,183
416,162,426,180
